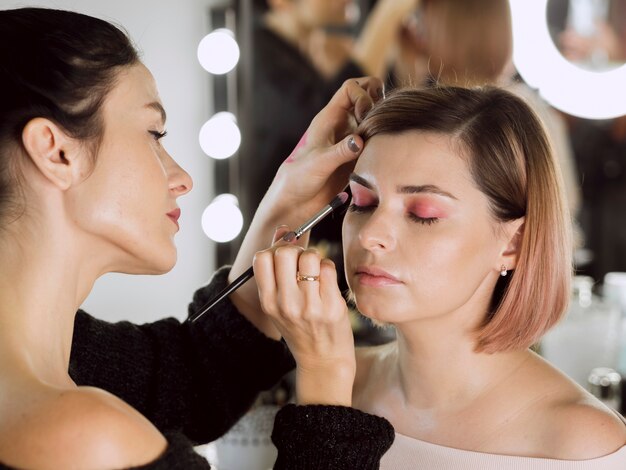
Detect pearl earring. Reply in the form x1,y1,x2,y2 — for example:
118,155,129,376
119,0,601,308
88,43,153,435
500,265,508,277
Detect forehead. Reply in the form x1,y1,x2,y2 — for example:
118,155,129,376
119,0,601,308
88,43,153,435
102,63,162,120
354,132,473,190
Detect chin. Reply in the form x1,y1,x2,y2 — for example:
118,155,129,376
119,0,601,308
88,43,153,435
133,244,178,275
152,251,177,274
349,291,397,326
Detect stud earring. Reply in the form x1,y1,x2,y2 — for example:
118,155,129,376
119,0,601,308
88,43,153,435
500,265,508,277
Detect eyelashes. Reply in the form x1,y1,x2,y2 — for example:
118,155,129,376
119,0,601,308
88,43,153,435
347,204,439,226
149,130,168,141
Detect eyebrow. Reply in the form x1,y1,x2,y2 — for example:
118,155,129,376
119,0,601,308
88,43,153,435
145,102,167,124
349,173,458,200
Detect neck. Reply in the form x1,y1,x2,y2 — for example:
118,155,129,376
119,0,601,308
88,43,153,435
264,10,314,54
392,322,526,412
0,215,103,389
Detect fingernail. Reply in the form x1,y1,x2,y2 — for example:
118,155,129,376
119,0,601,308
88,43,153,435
282,231,296,242
348,136,360,153
377,87,384,99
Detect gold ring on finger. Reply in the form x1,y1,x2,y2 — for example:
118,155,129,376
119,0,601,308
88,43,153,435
296,272,320,282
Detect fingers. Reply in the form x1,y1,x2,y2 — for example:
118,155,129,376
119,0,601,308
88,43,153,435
297,249,322,308
324,77,384,123
319,258,338,301
255,245,342,322
273,245,304,317
253,250,278,315
313,133,363,171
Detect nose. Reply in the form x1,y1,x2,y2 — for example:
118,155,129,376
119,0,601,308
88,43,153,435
358,207,396,252
165,152,193,197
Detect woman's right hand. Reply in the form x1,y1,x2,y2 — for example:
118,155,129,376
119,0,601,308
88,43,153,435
229,77,382,340
258,76,382,222
253,227,356,407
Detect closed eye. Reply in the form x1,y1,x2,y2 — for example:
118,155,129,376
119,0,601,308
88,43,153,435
347,203,375,214
149,130,168,141
408,213,439,225
348,204,439,226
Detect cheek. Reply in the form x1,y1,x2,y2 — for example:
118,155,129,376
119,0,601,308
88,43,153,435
341,214,362,265
406,225,500,304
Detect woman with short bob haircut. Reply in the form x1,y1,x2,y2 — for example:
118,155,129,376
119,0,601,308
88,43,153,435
359,86,572,353
254,86,626,468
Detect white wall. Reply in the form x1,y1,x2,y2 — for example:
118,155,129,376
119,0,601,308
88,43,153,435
3,0,225,323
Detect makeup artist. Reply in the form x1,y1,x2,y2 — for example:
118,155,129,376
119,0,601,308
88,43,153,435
0,7,393,470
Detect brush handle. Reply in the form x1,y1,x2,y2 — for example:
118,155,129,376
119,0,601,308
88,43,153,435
188,266,253,323
187,192,348,323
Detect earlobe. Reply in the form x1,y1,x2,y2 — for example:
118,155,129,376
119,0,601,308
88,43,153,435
500,218,525,271
22,118,75,190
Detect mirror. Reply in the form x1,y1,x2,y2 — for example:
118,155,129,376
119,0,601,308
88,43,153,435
547,0,626,71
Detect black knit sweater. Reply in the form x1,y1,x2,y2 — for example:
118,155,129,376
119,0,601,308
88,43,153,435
0,267,394,469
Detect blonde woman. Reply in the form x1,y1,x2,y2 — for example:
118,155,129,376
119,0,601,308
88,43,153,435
254,86,626,468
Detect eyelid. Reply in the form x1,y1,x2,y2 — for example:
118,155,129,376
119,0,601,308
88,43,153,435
149,129,168,140
347,203,375,213
408,213,439,225
348,203,439,226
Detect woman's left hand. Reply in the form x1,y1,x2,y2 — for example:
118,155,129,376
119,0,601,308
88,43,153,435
253,229,355,406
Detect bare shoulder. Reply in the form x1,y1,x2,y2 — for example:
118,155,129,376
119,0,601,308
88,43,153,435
542,395,626,460
526,355,626,459
1,386,167,470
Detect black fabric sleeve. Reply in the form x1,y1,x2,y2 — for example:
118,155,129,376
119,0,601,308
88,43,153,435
69,266,296,444
272,404,395,469
129,432,212,469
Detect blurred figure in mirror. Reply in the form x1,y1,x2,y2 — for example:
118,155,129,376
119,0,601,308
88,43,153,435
557,0,626,69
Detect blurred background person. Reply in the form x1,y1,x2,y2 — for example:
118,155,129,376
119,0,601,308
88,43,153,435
240,0,418,298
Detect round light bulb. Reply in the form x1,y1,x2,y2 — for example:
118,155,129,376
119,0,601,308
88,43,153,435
197,28,240,75
201,194,244,243
509,0,626,119
199,112,241,160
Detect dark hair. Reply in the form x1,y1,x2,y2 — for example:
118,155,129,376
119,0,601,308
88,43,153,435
0,7,139,224
420,0,512,85
357,86,572,353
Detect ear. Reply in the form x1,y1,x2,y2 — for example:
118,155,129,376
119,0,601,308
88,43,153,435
498,217,525,273
21,118,84,191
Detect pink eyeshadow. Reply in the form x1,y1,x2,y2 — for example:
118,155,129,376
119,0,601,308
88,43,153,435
408,200,446,219
350,187,376,206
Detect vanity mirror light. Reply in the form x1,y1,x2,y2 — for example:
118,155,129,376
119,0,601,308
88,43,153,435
509,0,626,119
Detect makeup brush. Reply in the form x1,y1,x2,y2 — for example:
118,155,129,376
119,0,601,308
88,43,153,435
188,192,349,323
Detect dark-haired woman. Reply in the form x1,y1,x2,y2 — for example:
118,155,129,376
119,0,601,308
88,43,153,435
0,7,393,469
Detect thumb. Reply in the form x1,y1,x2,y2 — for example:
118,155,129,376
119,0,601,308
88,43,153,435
318,134,364,170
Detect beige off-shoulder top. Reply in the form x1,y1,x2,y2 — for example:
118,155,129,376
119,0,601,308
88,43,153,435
381,412,626,469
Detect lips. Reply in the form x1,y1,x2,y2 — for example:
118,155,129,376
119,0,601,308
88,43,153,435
167,208,181,228
355,265,402,286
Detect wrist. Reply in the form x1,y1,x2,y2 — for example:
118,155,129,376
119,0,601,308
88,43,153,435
296,363,355,406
